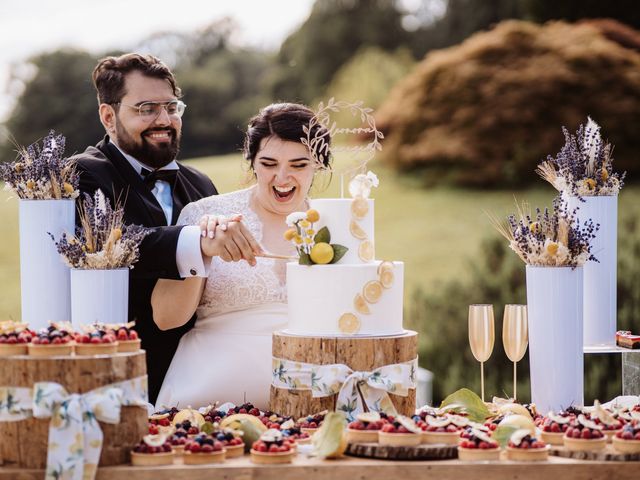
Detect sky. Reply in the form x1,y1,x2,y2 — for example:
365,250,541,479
0,0,316,121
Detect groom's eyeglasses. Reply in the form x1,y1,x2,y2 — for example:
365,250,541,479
113,100,187,119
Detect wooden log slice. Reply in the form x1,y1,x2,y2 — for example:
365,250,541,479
270,331,417,419
0,351,147,469
346,442,457,461
549,445,640,461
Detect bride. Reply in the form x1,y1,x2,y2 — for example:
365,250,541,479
152,103,330,409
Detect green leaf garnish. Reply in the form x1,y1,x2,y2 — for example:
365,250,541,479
439,388,491,423
200,421,214,434
493,425,518,448
299,252,313,265
329,244,348,264
314,226,331,244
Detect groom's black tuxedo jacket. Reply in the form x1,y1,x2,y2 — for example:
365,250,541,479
71,136,217,403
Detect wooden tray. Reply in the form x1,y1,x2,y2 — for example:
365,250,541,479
550,444,640,461
346,442,457,461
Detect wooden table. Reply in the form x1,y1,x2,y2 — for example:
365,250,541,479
1,454,638,480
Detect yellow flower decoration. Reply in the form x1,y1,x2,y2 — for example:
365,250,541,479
306,209,320,223
546,242,559,256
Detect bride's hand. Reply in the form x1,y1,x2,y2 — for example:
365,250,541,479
199,215,264,266
199,214,242,239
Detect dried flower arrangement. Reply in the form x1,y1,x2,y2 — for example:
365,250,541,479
50,189,150,269
536,117,625,197
0,131,79,199
284,209,347,265
490,197,599,267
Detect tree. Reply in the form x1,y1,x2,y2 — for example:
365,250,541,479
523,0,640,29
270,0,410,103
1,50,103,160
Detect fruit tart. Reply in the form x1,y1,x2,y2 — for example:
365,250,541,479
422,414,468,445
587,400,625,442
111,322,140,352
212,427,246,457
297,411,327,434
0,321,34,356
74,323,118,355
457,428,500,461
378,415,422,446
171,408,206,437
540,410,575,445
183,433,226,464
506,429,549,461
280,419,312,446
130,434,174,466
28,322,74,356
612,421,640,453
346,412,386,443
251,429,296,464
563,414,606,451
203,405,227,423
169,427,189,455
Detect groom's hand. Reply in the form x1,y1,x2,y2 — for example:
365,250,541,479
200,218,263,266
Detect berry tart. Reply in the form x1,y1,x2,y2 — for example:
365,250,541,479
130,434,174,466
169,427,189,455
563,414,606,451
28,322,74,356
183,433,226,464
421,414,468,445
346,412,385,443
250,429,296,464
297,411,327,434
506,429,549,461
171,408,206,437
540,411,574,445
612,422,640,453
111,322,140,353
378,415,423,446
588,401,625,442
0,321,33,356
280,419,311,446
203,406,227,424
457,428,501,461
74,324,118,355
212,427,246,457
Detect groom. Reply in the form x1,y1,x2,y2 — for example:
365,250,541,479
72,53,242,403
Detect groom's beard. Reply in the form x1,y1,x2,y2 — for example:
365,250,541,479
115,120,181,169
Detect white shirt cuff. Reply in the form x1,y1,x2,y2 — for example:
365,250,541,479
176,225,211,278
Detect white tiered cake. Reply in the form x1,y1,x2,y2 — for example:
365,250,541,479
286,176,405,337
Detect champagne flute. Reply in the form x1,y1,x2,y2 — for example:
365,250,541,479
468,304,495,402
502,304,528,400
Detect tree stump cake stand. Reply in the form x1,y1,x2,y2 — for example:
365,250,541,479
270,330,417,419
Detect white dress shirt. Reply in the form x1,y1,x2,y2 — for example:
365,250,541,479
111,142,209,278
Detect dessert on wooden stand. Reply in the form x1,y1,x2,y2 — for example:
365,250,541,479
74,323,118,355
211,426,246,457
563,414,606,451
250,429,297,464
420,414,469,445
539,410,577,445
112,322,141,352
505,429,550,461
0,320,34,356
612,420,640,454
28,321,75,356
271,171,417,419
347,412,387,443
130,434,175,466
378,416,422,446
297,411,327,434
457,428,500,461
586,400,625,442
280,419,312,446
183,433,227,465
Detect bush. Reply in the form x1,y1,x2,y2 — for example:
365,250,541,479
412,213,640,405
376,20,640,188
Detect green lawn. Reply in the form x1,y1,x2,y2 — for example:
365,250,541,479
1,153,638,320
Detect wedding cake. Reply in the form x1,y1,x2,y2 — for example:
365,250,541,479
285,172,405,336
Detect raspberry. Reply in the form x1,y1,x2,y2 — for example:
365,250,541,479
550,423,560,433
397,426,409,434
581,429,591,439
189,443,200,453
381,424,395,433
571,429,581,439
129,330,139,340
90,336,101,344
200,444,214,453
268,444,279,453
7,336,17,345
256,443,267,452
479,441,490,449
634,432,640,441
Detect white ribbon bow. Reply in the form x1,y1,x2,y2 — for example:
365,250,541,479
272,357,417,422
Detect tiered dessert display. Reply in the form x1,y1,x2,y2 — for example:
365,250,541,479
271,172,417,419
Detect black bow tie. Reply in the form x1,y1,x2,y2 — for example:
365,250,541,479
141,168,178,189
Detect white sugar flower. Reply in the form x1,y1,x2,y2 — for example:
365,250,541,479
348,170,380,198
286,211,307,227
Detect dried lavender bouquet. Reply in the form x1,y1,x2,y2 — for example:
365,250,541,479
536,118,625,197
490,196,598,267
51,190,150,269
0,130,79,199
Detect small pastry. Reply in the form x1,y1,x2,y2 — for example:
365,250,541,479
421,414,468,445
130,434,174,466
346,412,386,443
183,433,226,464
0,321,34,356
506,429,549,461
563,414,606,451
28,322,74,356
74,323,118,355
378,415,422,446
457,428,500,461
250,429,296,464
612,420,640,454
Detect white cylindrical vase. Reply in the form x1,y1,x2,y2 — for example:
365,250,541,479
18,199,75,331
71,268,129,328
526,265,584,413
566,195,617,347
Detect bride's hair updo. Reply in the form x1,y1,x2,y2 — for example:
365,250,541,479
243,103,331,169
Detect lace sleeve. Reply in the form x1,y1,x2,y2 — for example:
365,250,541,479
177,201,205,227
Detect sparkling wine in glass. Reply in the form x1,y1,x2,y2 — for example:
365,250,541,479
502,304,528,400
468,304,495,402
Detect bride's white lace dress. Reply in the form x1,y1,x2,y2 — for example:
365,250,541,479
156,187,288,409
